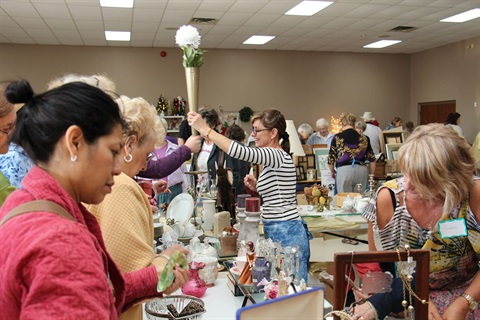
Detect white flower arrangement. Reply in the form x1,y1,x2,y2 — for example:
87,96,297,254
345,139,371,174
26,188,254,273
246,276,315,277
175,25,205,68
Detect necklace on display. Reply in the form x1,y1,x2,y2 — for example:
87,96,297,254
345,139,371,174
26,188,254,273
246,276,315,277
396,244,429,320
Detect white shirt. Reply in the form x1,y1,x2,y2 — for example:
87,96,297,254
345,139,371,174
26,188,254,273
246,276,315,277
363,123,382,155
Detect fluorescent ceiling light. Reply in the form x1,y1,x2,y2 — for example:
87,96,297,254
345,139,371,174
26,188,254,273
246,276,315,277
100,0,134,8
105,31,131,41
243,35,275,45
363,40,401,49
440,8,480,23
285,1,333,16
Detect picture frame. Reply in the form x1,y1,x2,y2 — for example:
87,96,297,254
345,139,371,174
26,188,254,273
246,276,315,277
313,147,330,179
386,143,402,160
333,250,430,320
382,131,404,145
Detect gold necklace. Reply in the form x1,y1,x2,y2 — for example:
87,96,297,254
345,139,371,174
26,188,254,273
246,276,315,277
396,245,429,320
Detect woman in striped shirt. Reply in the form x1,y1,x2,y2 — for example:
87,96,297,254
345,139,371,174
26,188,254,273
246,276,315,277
188,108,312,282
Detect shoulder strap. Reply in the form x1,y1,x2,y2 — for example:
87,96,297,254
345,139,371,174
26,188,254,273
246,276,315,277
0,200,75,227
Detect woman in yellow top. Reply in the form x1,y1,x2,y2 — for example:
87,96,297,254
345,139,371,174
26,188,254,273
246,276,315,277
86,96,185,320
0,86,16,205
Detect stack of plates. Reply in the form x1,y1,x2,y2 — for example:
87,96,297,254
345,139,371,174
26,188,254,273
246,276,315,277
166,193,194,224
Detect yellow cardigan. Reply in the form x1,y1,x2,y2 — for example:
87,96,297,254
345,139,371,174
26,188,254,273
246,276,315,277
87,172,154,320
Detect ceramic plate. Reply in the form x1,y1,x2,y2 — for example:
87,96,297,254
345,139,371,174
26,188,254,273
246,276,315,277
166,193,194,223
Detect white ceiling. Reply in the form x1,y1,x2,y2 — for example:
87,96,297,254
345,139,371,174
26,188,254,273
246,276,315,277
0,0,479,54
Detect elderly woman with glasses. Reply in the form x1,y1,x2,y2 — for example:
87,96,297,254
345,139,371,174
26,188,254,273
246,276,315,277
0,86,16,205
188,108,312,282
86,96,188,320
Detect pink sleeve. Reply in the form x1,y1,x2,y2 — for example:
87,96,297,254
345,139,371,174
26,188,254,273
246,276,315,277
122,265,162,311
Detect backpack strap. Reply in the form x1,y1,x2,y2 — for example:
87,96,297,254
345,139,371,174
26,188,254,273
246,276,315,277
0,200,75,227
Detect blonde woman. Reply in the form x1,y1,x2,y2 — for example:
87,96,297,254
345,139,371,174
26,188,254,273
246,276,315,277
86,96,188,320
354,123,480,319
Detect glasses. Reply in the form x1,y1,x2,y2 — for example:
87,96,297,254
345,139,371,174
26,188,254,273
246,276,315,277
146,152,155,162
0,124,15,138
251,127,271,135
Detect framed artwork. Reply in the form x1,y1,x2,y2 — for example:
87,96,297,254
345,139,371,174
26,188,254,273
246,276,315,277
313,147,330,179
383,131,404,145
295,165,305,180
386,143,402,160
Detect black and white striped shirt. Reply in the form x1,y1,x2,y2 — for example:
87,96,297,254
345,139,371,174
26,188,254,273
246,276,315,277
228,141,299,221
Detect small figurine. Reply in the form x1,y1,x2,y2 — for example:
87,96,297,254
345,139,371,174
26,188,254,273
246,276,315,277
237,241,255,285
173,96,186,115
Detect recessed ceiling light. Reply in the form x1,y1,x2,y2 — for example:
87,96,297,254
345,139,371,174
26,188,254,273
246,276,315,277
440,8,480,23
285,1,333,16
363,40,401,49
105,31,131,41
243,35,275,45
100,0,134,8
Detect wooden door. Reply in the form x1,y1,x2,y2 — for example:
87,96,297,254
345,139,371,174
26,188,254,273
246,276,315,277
419,100,455,125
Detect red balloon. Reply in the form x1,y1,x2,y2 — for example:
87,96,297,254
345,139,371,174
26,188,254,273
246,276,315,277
160,51,167,57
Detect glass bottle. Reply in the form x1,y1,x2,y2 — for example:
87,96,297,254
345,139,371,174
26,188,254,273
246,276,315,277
181,261,207,298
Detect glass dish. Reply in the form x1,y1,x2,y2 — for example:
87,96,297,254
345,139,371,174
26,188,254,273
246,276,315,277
145,295,206,320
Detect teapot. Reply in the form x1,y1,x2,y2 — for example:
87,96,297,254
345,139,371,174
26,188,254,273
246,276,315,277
189,237,218,260
354,197,370,213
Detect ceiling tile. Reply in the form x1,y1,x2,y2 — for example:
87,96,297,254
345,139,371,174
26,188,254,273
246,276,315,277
44,19,77,30
0,1,40,18
69,5,102,20
104,21,132,31
12,17,49,29
102,8,133,21
33,3,71,19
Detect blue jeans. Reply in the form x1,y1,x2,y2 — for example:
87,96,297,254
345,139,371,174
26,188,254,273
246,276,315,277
262,219,313,282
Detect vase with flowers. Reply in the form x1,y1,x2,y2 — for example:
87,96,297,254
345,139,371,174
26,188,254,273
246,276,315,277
175,25,205,127
303,183,332,212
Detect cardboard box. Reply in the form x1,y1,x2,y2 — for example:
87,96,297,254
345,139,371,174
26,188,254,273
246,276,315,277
374,162,385,177
385,160,399,174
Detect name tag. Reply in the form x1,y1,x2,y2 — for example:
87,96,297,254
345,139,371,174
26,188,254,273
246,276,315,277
438,218,468,239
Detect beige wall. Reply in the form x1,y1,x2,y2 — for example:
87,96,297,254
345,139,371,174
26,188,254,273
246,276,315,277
0,37,478,142
410,36,480,143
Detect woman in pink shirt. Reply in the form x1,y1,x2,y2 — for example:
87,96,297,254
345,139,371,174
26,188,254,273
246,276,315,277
0,80,188,319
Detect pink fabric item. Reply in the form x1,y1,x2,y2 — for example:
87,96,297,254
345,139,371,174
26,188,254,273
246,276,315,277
0,166,160,319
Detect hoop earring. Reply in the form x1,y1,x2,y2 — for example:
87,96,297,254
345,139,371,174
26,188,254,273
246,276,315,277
124,154,133,163
70,155,77,162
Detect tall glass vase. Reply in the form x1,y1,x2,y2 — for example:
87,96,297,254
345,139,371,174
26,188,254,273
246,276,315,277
184,67,199,135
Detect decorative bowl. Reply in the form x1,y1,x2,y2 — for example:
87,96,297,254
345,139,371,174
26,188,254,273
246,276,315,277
145,295,206,320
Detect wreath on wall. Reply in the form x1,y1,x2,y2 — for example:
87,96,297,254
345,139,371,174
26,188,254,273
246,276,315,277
239,106,253,122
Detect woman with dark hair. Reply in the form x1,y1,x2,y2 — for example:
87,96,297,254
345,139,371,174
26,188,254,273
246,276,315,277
188,108,312,282
445,112,464,137
191,107,236,191
226,124,251,197
0,85,16,205
0,80,188,319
